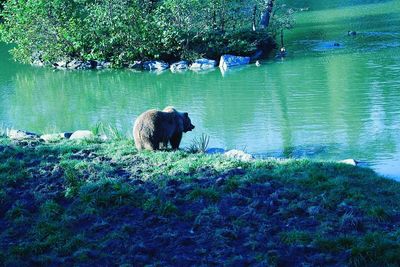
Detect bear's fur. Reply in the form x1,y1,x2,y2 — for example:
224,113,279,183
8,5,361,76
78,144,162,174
133,106,195,151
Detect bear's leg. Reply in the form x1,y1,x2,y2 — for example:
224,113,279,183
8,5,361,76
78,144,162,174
160,141,168,150
142,137,159,151
170,132,182,150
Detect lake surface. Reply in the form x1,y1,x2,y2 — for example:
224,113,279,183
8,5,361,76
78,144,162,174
1,0,400,179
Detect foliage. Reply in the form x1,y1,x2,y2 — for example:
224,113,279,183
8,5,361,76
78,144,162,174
187,133,210,153
0,0,277,65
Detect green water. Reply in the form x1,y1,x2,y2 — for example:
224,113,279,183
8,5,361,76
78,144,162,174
1,0,400,178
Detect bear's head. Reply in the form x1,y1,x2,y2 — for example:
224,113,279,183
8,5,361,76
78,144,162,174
181,112,195,133
163,106,195,133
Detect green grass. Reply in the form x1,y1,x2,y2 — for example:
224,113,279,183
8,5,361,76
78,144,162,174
0,136,399,266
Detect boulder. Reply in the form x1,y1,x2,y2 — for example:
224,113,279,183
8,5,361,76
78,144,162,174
128,61,143,69
143,60,169,71
31,52,45,67
170,61,189,72
7,129,40,140
69,130,95,140
32,60,45,67
224,150,254,161
67,60,83,69
339,159,359,166
190,59,217,71
79,61,94,70
95,61,111,69
219,55,251,70
53,60,68,69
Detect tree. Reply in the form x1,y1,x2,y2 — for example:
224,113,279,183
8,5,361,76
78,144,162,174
0,0,277,65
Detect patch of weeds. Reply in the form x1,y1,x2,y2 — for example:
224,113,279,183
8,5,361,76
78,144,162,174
0,159,28,187
279,230,313,245
6,201,30,224
313,235,356,253
187,187,221,202
340,211,363,230
143,197,178,216
349,232,400,267
367,206,391,222
79,179,139,208
224,175,241,192
62,162,85,198
187,133,210,153
39,200,63,221
92,122,125,140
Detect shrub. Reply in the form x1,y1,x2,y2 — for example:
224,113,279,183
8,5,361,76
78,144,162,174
0,0,276,65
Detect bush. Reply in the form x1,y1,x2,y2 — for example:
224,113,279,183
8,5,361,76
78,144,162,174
0,0,275,65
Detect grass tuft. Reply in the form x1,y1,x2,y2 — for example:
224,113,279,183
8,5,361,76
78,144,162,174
187,133,210,153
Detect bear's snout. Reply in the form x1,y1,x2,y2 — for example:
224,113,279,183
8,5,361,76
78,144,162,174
190,124,195,130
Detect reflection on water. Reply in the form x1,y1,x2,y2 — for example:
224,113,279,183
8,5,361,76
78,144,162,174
0,0,400,179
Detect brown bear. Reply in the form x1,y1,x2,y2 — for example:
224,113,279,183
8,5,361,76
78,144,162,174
133,106,195,151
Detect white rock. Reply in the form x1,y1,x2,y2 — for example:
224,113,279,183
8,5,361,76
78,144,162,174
170,61,189,72
53,60,68,69
69,130,95,140
190,59,217,71
7,129,39,140
219,55,250,70
224,150,254,161
143,60,170,71
67,60,83,69
339,159,359,166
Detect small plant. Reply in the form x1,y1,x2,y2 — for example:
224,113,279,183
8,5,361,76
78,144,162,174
280,230,313,245
143,197,178,216
367,206,390,222
187,187,221,202
92,122,124,140
187,133,210,153
340,211,363,230
0,124,7,137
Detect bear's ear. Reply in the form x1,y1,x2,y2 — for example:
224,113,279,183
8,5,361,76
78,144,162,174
183,112,188,117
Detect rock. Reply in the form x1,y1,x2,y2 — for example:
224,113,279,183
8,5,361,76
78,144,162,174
31,52,45,66
219,55,250,70
77,60,98,70
7,129,40,140
40,133,72,142
32,59,45,67
128,61,143,69
339,159,359,166
78,61,94,70
205,148,225,154
143,60,169,71
67,59,83,69
348,31,357,36
53,60,68,69
170,61,189,72
69,130,95,140
190,59,217,71
224,150,254,161
95,61,111,69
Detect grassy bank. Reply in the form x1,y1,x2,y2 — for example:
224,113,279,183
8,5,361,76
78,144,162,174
1,137,400,266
